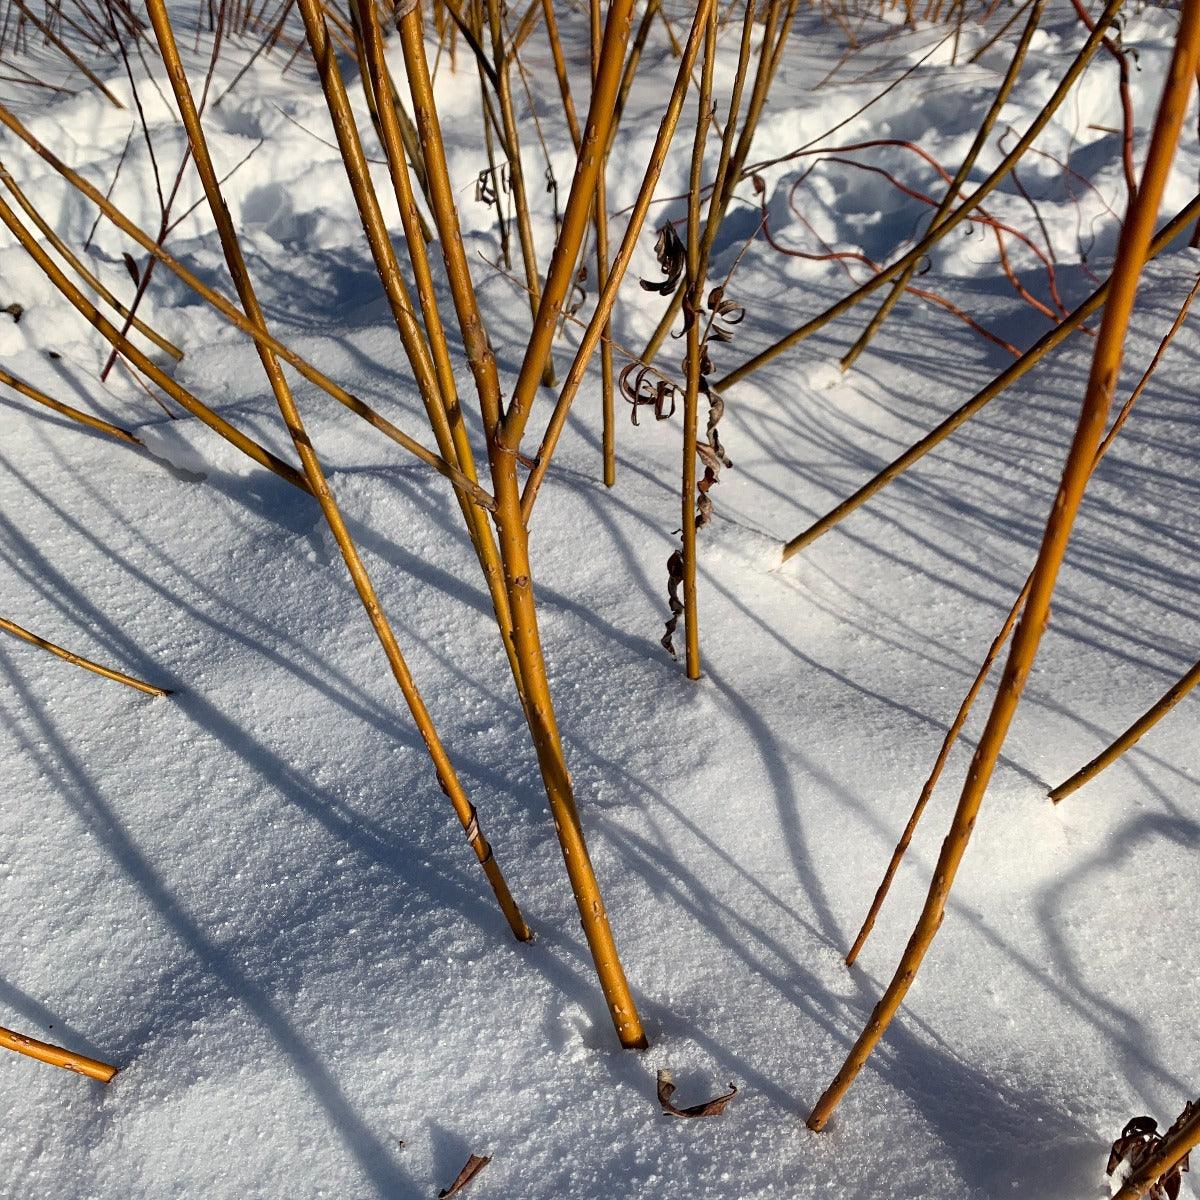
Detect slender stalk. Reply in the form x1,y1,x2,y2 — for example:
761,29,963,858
1112,1103,1200,1200
681,5,717,681
356,0,526,705
485,0,554,385
839,0,1044,370
641,0,781,364
0,365,141,446
0,1024,118,1083
398,0,647,1048
146,0,530,941
542,0,581,147
519,0,719,521
1049,658,1200,802
0,165,183,361
292,0,504,514
590,0,616,487
0,192,310,493
611,0,660,147
808,0,1200,1128
718,0,1124,392
499,0,635,447
0,615,168,697
846,271,1200,965
780,192,1200,562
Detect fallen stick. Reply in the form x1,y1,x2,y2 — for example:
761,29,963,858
0,1024,118,1083
0,616,169,697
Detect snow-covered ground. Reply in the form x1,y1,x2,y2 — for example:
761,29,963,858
1,2,1198,1196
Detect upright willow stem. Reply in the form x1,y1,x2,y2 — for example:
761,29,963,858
718,0,1124,392
808,0,1200,1129
1049,657,1200,802
519,0,717,522
500,0,635,447
543,0,581,146
681,5,717,681
0,1024,118,1083
355,0,527,709
845,270,1200,966
641,0,780,365
146,0,531,942
590,0,616,488
296,0,533,696
0,615,169,697
485,0,554,386
0,192,310,493
839,0,1044,371
398,0,647,1049
780,193,1200,561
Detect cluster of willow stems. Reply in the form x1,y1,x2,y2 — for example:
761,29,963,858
0,0,739,1074
0,1,1194,1182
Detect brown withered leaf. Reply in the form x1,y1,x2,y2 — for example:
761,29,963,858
438,1153,491,1197
121,251,141,287
620,363,677,425
660,550,684,658
657,1069,737,1119
640,223,685,295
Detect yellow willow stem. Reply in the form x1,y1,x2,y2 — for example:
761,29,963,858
1050,657,1200,801
780,193,1200,561
146,0,531,942
0,194,310,494
543,0,581,147
641,0,780,365
847,272,1200,965
0,616,168,697
1112,1104,1200,1200
484,0,553,386
0,365,142,446
356,0,525,704
681,5,717,681
293,0,505,513
519,0,717,522
398,1,647,1048
717,0,1124,392
499,0,635,450
0,1024,118,1083
589,0,616,487
808,0,1200,1129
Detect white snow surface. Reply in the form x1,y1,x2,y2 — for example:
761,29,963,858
1,3,1198,1197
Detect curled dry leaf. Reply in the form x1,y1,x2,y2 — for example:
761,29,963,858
475,168,497,207
640,223,686,295
656,1069,737,1119
620,362,678,425
661,549,684,658
438,1152,491,1198
1108,1104,1197,1200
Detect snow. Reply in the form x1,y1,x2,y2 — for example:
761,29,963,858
1,2,1198,1197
